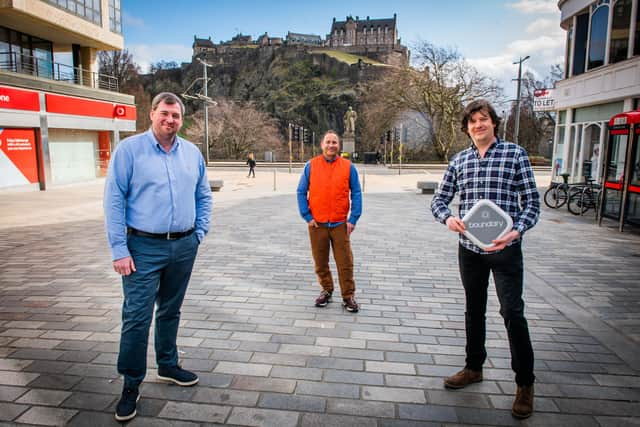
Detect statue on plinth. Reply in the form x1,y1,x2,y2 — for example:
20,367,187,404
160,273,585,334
343,106,357,135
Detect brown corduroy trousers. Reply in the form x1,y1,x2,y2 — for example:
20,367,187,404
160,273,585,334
308,223,355,298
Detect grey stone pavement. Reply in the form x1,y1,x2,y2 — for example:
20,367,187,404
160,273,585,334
1,166,639,426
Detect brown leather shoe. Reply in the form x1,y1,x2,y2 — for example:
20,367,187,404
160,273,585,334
512,384,534,419
443,368,483,389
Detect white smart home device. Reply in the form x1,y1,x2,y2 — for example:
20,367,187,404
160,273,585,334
461,199,513,250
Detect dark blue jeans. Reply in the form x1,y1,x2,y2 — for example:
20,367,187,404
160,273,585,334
458,242,535,386
117,233,199,389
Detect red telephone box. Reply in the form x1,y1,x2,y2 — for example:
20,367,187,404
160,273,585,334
599,109,640,231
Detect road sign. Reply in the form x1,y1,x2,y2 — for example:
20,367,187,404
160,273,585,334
533,88,556,112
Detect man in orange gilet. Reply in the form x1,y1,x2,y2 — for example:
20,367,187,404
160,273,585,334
296,130,362,312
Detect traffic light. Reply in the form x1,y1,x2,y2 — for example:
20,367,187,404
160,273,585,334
303,128,309,144
293,126,300,141
386,130,392,142
394,127,400,142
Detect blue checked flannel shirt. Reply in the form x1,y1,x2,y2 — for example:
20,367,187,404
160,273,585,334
431,138,540,254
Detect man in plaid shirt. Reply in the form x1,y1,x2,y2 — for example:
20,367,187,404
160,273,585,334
431,99,540,419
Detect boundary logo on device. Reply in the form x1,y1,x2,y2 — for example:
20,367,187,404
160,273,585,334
462,200,513,249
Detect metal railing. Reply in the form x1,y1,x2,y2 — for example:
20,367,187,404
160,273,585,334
0,51,119,92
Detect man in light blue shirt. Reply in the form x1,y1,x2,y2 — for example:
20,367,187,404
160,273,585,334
104,92,211,422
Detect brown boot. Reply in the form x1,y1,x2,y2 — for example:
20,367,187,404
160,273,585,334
512,384,534,419
443,368,483,389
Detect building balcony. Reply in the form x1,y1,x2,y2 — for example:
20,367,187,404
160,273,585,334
0,51,132,104
0,1,123,51
556,56,640,109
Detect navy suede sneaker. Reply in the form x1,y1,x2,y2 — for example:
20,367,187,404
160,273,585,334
157,365,199,386
115,387,139,421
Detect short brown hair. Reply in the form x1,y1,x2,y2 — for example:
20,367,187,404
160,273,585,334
461,99,501,137
151,92,185,116
321,130,340,143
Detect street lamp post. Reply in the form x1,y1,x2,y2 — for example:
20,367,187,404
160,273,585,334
182,58,216,165
197,58,213,165
513,55,530,145
502,110,508,140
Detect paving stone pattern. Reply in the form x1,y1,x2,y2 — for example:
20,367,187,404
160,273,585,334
1,190,639,426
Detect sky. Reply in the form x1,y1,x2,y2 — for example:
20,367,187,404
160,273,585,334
122,0,565,102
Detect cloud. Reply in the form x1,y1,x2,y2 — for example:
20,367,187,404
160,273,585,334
468,30,565,98
526,18,558,34
123,11,145,29
126,44,193,72
507,0,558,14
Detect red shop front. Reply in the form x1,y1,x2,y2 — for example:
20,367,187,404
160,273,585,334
0,85,136,190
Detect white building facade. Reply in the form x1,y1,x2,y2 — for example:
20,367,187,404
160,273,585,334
554,0,640,183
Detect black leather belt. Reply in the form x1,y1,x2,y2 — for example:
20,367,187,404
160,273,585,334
128,227,194,240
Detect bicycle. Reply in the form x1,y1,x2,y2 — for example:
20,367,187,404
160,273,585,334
567,179,601,215
543,174,571,209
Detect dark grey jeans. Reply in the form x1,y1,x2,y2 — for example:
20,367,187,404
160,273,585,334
458,242,535,386
117,232,199,389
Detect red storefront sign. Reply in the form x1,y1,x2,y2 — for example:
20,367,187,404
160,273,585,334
0,86,40,111
0,128,39,183
45,94,136,120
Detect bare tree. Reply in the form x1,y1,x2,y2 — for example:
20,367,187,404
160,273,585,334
359,75,403,153
98,50,140,91
361,41,503,161
184,99,284,160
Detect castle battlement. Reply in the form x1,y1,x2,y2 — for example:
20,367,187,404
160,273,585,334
192,14,408,65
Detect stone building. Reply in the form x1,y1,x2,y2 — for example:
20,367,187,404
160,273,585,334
286,32,323,46
191,14,409,66
257,33,283,47
228,34,253,46
326,14,409,64
193,36,215,57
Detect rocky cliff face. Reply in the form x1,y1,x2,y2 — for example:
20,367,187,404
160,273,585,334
142,45,387,137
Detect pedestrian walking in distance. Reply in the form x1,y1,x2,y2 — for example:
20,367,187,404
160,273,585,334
247,152,256,178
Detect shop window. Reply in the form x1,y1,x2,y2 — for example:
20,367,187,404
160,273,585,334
607,134,628,182
635,3,640,56
588,2,609,69
554,126,566,177
565,24,573,78
33,37,53,79
558,110,567,125
109,0,122,34
609,0,631,64
0,27,9,70
573,13,589,76
45,0,101,26
0,26,53,77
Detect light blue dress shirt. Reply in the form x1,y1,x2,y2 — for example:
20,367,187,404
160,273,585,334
104,130,212,260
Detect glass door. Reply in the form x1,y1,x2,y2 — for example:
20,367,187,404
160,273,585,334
623,130,640,225
602,132,628,219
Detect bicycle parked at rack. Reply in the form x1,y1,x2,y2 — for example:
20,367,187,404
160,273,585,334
543,173,572,209
567,179,601,215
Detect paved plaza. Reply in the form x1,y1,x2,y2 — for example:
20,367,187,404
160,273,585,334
1,166,639,426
